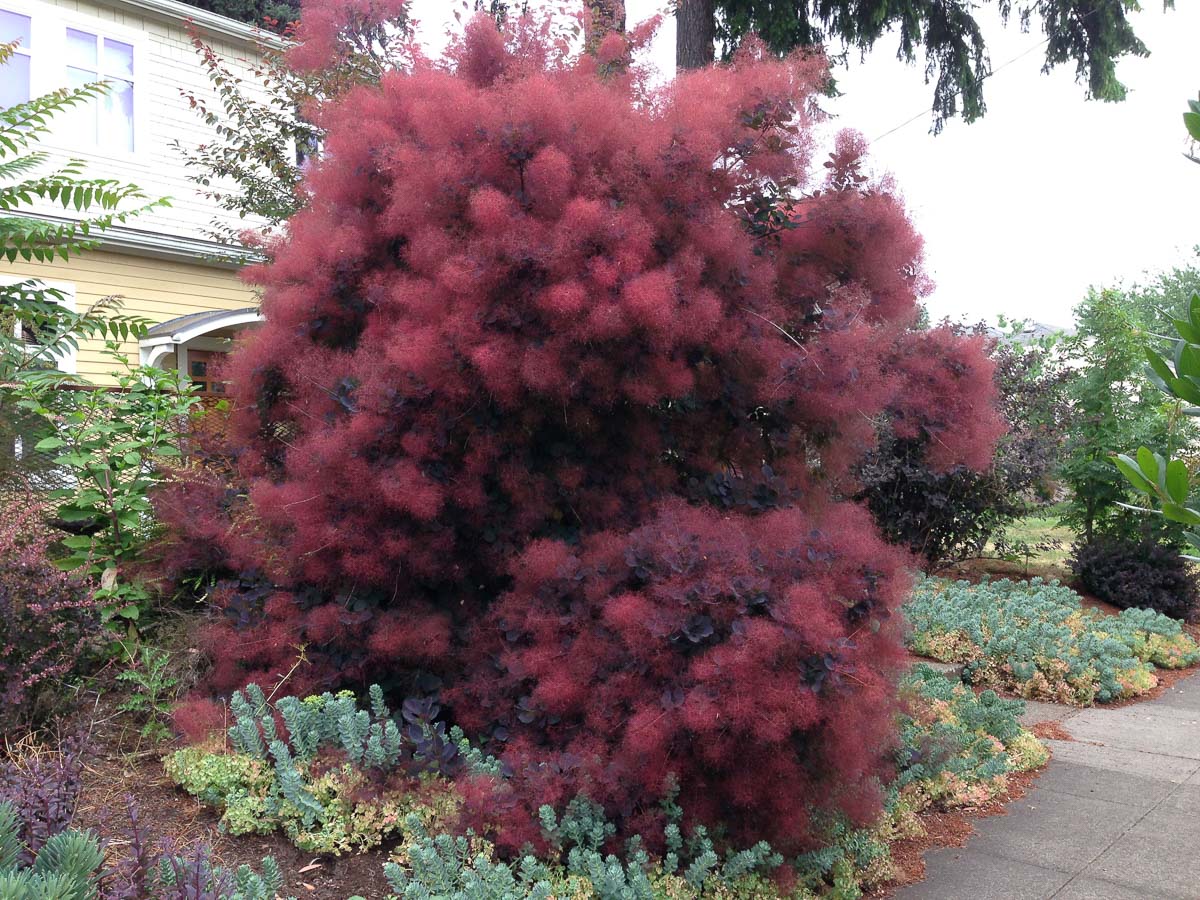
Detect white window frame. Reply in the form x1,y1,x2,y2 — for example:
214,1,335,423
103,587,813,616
1,274,78,375
0,0,147,161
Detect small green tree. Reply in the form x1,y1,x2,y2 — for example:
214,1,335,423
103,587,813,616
1058,287,1186,542
2,39,187,631
174,2,411,249
16,349,199,631
174,31,318,246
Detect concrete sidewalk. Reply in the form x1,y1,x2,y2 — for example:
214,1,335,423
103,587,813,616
894,672,1200,900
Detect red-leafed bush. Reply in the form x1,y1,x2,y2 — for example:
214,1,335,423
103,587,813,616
449,501,909,856
155,10,1003,853
0,502,101,724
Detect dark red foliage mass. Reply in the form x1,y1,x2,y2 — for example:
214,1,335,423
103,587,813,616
450,500,910,856
154,11,1003,853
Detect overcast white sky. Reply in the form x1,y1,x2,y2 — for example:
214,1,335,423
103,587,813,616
412,0,1200,328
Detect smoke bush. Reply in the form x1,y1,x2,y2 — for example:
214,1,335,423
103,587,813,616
156,11,1002,854
450,501,910,855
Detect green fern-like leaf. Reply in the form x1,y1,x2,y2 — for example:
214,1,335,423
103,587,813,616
0,802,24,873
29,829,104,894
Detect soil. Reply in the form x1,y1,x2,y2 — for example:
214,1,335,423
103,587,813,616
937,558,1072,584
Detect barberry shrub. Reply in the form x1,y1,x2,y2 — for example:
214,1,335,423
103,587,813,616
0,502,100,725
155,12,1002,855
1070,535,1200,622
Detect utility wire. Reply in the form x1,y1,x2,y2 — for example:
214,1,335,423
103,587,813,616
871,34,1051,142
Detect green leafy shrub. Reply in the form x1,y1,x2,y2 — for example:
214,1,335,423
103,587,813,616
116,647,181,742
17,354,199,633
905,576,1200,704
1070,535,1200,622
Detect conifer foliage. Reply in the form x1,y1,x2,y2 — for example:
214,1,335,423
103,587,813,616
157,11,1003,855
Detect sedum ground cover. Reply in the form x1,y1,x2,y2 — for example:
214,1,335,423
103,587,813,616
164,667,1045,899
905,576,1200,704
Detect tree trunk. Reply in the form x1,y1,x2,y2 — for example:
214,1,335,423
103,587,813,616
675,0,715,70
585,0,626,54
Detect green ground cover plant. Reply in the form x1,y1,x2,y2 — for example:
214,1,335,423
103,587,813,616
905,576,1200,704
166,668,1045,898
165,684,498,855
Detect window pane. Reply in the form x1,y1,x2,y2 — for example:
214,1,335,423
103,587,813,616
64,66,99,143
66,28,97,67
190,361,208,378
0,9,31,46
0,50,29,108
103,38,133,78
101,77,133,152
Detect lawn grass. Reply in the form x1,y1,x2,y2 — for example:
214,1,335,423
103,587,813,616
987,503,1076,570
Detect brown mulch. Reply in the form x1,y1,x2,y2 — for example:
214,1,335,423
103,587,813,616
864,762,1048,898
1030,721,1074,742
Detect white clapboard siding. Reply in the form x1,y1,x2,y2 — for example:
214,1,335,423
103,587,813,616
3,0,277,243
4,249,260,385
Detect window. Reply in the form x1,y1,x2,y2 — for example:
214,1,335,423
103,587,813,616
1,276,78,375
0,8,32,108
188,349,228,396
64,26,135,153
0,2,141,154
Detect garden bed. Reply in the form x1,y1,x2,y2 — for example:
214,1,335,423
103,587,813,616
10,663,1051,900
904,575,1200,705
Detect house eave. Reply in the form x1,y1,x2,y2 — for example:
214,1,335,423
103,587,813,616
101,0,288,48
16,214,264,269
94,225,264,269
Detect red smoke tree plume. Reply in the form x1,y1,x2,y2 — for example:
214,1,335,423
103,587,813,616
157,10,1003,855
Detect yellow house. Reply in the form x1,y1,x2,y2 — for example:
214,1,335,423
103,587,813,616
1,0,277,389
